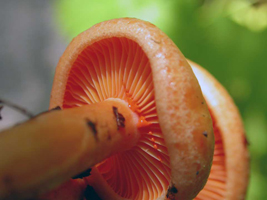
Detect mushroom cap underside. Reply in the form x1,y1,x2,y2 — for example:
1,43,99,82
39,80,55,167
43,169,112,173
50,18,214,200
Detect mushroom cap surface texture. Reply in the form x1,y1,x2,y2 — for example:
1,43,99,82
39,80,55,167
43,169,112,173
50,18,214,200
189,60,249,200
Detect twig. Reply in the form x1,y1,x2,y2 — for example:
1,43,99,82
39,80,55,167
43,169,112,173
0,99,34,119
0,105,3,120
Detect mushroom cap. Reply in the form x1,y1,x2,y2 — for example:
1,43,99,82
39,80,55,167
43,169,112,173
189,60,250,200
50,18,214,200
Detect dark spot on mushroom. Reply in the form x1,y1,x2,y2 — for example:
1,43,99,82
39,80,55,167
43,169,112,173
49,106,61,111
0,105,3,120
84,185,102,200
166,184,178,199
150,38,161,44
201,101,204,104
169,186,178,194
72,168,92,179
196,171,199,175
107,134,111,140
113,106,125,130
202,131,208,138
86,119,98,140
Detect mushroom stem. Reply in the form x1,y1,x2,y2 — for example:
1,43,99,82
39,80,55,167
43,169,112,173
0,99,139,199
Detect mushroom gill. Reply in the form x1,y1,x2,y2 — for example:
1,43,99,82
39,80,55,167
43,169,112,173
195,111,226,199
62,37,171,199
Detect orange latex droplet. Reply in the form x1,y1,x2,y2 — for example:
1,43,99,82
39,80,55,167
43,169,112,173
151,137,155,142
125,90,140,113
148,131,153,135
153,144,158,149
157,155,162,162
137,116,150,128
128,101,139,113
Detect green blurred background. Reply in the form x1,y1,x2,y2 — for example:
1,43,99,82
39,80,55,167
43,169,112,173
0,0,266,199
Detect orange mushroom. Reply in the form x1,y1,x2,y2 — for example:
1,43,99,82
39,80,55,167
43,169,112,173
41,59,250,200
49,18,214,200
0,18,214,200
189,60,249,200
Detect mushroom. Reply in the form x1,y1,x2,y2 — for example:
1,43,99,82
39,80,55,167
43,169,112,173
188,60,249,200
0,18,214,200
49,18,214,200
43,59,250,200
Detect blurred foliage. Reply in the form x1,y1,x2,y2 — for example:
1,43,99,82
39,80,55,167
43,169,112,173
55,0,267,199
